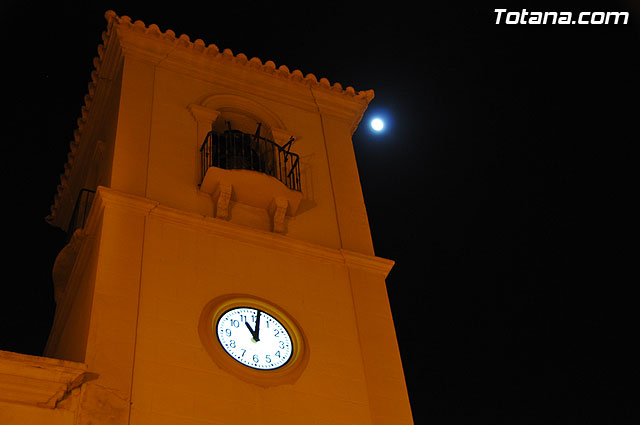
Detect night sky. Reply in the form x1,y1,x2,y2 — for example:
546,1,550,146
1,1,638,424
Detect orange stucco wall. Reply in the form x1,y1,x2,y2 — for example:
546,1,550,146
105,41,374,256
131,205,371,424
60,187,411,425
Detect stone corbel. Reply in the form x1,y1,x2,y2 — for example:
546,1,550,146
269,196,289,233
214,182,233,219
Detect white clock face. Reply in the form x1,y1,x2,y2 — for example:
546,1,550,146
216,307,293,370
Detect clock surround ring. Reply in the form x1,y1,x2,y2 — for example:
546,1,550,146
198,294,309,386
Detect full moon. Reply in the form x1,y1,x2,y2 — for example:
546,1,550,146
371,118,384,131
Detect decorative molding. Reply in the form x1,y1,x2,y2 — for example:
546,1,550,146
45,17,123,229
310,86,373,135
104,11,373,100
94,187,393,276
0,350,96,409
341,249,395,277
199,94,287,131
95,186,160,216
187,103,221,125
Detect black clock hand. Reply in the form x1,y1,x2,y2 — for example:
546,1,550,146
254,310,262,342
245,321,257,340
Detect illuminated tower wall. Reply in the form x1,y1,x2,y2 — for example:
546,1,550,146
1,11,413,425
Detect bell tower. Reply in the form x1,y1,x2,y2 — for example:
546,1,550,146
45,10,413,425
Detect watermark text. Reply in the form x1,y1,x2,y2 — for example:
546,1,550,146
494,9,629,25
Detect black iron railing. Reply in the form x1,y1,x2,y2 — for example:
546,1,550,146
200,123,301,192
67,188,95,241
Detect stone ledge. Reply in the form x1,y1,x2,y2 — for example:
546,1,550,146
0,350,95,409
96,186,394,277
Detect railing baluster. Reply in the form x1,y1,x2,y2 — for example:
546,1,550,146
200,129,300,192
250,134,254,171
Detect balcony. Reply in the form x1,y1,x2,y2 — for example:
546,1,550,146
199,125,303,220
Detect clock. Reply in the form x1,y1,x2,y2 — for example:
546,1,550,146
216,307,292,369
198,294,309,386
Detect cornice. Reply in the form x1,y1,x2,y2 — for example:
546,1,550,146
0,350,94,409
95,187,393,277
105,11,374,102
342,249,395,277
110,11,374,119
310,87,373,134
46,15,123,229
94,185,160,216
150,201,347,266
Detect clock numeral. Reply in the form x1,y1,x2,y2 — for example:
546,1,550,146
217,307,293,370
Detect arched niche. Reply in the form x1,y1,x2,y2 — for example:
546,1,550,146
203,94,286,138
188,94,294,147
211,110,274,142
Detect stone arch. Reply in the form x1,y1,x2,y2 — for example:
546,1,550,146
200,94,287,138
